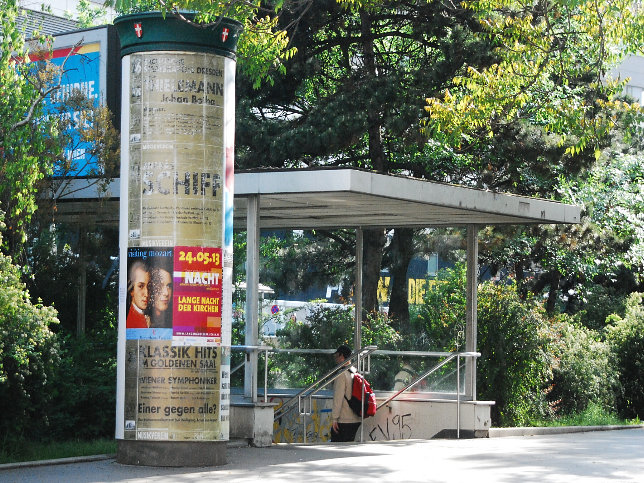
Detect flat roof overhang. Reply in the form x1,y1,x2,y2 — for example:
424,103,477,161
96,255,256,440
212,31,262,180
233,168,580,229
51,167,581,228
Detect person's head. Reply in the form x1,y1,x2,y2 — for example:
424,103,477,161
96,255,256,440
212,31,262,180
149,267,172,316
128,261,149,311
333,344,352,364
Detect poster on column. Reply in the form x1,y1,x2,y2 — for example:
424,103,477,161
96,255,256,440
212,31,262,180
172,245,223,346
123,245,229,440
126,51,225,249
123,340,230,441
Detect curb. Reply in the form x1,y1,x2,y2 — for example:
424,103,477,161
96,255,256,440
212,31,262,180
0,439,252,471
489,424,644,437
0,453,115,471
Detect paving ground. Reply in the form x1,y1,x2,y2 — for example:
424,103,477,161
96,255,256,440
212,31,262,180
2,427,643,482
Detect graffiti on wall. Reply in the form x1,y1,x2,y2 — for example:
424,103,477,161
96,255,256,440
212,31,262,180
270,394,418,443
271,396,333,443
368,412,413,441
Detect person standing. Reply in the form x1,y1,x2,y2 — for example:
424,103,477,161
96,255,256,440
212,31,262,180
331,344,362,442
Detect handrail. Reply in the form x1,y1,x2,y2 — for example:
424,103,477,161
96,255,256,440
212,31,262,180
377,351,480,439
273,346,378,424
231,345,273,403
378,351,480,409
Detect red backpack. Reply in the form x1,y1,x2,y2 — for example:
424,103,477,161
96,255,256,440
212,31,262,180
345,371,377,418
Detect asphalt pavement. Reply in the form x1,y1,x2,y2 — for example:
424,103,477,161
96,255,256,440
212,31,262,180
2,427,643,482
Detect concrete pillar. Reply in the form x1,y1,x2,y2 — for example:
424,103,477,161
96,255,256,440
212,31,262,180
354,227,363,352
465,225,479,400
114,12,241,466
245,195,260,401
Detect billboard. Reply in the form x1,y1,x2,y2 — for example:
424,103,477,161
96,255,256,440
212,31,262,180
30,25,120,177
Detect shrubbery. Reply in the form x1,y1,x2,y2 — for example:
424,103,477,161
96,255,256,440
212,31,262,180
547,315,618,416
411,264,630,426
0,247,60,444
476,282,554,426
605,292,644,419
0,223,117,448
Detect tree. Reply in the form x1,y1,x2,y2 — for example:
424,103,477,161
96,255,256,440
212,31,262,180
0,214,61,443
235,1,490,317
1,0,120,263
478,135,644,317
112,0,296,88
1,0,64,253
424,0,644,157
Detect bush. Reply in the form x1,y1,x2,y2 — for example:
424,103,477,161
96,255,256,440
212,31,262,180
411,264,467,351
0,248,61,444
274,305,400,390
547,314,618,416
415,266,555,426
605,292,644,419
46,308,117,441
477,282,554,426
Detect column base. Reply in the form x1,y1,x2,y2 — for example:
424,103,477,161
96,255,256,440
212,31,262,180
117,439,226,467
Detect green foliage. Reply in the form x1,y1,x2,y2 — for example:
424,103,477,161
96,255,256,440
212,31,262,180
415,265,554,426
0,1,120,258
25,223,119,333
605,292,644,419
274,305,400,390
547,315,618,416
0,437,116,464
66,0,109,27
412,264,467,351
477,282,554,426
0,220,61,444
559,151,644,271
425,0,644,155
0,0,62,250
536,401,627,428
46,313,117,441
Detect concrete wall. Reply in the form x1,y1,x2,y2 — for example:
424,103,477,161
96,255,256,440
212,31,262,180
268,392,493,443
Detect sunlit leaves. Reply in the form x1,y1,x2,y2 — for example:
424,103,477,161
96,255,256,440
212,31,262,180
424,0,644,154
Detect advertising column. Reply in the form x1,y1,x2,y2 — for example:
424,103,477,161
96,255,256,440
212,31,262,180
114,12,241,466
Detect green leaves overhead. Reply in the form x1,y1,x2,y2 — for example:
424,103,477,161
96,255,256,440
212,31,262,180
424,0,644,154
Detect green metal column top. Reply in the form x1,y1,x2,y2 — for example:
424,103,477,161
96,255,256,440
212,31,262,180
114,11,243,59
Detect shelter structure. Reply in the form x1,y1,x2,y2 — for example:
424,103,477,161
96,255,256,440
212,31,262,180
56,167,581,442
231,168,579,419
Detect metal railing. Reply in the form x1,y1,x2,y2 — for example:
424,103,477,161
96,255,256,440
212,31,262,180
231,345,272,403
272,345,378,443
231,345,480,440
376,350,480,439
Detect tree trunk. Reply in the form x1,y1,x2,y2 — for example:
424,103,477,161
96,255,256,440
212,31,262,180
546,271,561,315
355,11,387,319
361,228,386,317
360,11,386,173
388,228,415,333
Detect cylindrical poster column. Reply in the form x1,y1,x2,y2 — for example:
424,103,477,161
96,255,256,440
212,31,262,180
114,12,241,466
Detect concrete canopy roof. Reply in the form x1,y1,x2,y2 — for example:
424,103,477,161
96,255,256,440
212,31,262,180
233,168,580,230
53,167,580,228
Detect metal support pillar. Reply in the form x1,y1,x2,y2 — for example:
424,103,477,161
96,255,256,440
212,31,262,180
245,195,260,401
354,228,363,353
465,225,479,400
